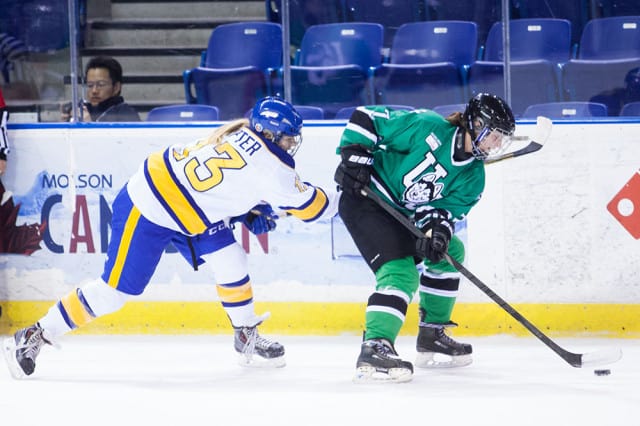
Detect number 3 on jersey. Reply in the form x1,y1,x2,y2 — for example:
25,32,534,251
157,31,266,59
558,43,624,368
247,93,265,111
174,141,247,192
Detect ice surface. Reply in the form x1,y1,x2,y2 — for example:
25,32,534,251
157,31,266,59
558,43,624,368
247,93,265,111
1,334,638,426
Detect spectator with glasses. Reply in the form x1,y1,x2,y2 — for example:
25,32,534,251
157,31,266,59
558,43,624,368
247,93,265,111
61,56,140,122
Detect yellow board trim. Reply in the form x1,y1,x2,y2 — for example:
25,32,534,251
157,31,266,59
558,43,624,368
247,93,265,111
1,301,638,338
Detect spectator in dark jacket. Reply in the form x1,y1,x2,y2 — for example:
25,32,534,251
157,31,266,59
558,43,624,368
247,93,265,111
62,56,140,122
590,67,640,116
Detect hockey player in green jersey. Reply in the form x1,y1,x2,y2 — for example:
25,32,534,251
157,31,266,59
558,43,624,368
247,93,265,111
334,93,516,382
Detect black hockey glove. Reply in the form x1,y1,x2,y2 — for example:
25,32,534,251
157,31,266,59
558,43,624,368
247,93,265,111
334,144,373,196
415,219,453,263
231,203,278,235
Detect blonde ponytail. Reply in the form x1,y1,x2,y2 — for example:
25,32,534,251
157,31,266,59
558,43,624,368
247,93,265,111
203,118,250,146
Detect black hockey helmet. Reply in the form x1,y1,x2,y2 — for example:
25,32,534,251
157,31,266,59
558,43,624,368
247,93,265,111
463,93,516,160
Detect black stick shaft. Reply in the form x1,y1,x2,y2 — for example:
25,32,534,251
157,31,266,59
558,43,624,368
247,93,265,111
360,186,582,367
442,253,581,366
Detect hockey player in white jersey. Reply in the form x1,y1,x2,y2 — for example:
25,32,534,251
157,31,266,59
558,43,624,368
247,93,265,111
3,97,339,379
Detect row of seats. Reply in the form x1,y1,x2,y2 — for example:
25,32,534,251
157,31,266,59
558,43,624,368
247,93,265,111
146,101,640,122
183,20,640,119
267,0,640,49
0,0,86,54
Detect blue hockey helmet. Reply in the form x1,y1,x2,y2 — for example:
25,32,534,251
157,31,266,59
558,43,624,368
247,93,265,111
250,96,303,156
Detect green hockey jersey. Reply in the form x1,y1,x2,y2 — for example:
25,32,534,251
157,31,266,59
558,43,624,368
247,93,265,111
338,106,485,222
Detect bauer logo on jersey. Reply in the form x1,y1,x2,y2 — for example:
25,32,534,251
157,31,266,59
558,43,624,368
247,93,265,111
425,134,441,151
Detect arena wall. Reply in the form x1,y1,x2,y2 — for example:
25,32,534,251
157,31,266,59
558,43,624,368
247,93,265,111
1,119,638,337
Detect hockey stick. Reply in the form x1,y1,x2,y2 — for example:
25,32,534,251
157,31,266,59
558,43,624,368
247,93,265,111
360,186,622,368
485,116,553,165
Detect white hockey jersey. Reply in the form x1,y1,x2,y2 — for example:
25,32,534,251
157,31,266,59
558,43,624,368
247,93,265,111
127,126,339,235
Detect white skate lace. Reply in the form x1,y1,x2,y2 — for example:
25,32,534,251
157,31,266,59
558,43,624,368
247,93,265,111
241,327,257,359
370,339,398,358
17,327,47,360
236,312,274,362
240,327,275,361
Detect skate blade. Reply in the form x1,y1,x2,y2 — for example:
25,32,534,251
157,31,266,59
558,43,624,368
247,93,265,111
2,337,27,380
353,366,413,383
237,354,286,368
415,352,473,369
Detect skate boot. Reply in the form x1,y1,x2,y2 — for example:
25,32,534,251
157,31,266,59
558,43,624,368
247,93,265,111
2,323,52,379
416,319,473,368
354,338,413,383
234,325,285,368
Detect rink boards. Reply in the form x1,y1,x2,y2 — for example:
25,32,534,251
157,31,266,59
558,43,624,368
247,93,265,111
1,119,639,337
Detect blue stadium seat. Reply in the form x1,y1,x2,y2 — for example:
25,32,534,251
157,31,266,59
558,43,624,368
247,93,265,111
343,0,427,47
516,0,590,47
265,0,343,48
373,63,466,109
598,0,640,18
290,22,384,118
294,22,384,70
371,21,475,109
243,104,325,120
333,104,413,120
184,67,269,120
0,0,23,41
620,101,640,116
578,16,640,60
294,105,325,119
522,101,608,118
183,22,282,120
611,1,640,16
427,0,504,48
467,60,560,116
561,58,640,116
432,103,468,116
200,22,282,71
484,18,572,63
20,0,71,52
387,21,478,67
146,104,220,121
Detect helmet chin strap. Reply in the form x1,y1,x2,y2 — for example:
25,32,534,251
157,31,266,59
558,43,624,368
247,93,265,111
453,130,472,161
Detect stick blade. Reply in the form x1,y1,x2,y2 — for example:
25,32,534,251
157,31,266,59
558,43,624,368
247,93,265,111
579,347,623,368
519,141,543,155
485,116,552,164
533,116,553,145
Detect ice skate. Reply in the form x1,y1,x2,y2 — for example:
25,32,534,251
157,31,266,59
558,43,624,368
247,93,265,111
2,323,52,379
234,324,285,368
353,338,413,383
415,317,473,368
